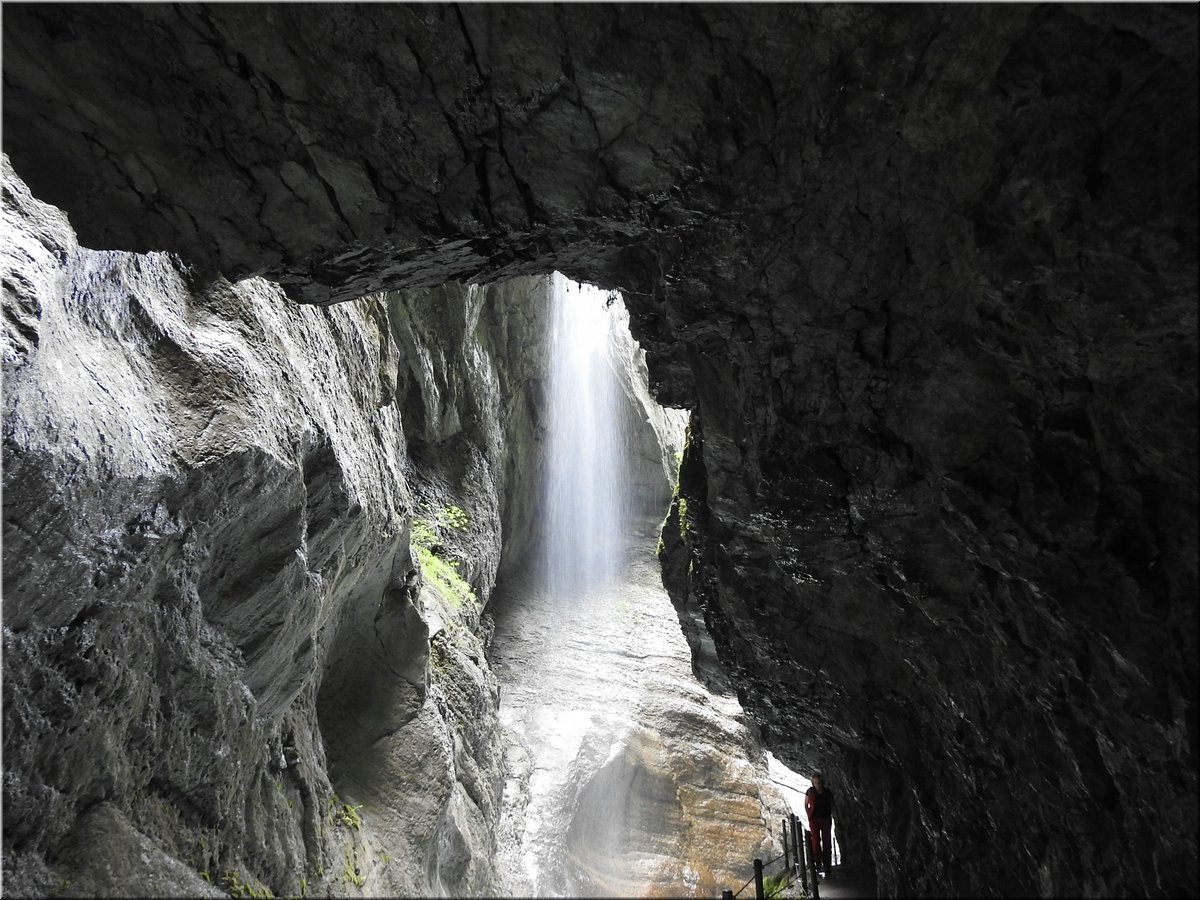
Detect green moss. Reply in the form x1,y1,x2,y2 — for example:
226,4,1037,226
441,504,469,529
223,869,273,899
413,543,476,610
342,850,365,887
410,502,478,611
763,871,790,897
326,795,362,831
430,635,450,674
335,801,363,831
677,496,689,534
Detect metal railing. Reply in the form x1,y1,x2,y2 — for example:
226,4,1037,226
721,812,831,900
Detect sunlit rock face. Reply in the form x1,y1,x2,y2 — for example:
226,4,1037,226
1,157,543,898
4,3,1197,897
491,544,786,899
4,159,770,900
2,156,413,897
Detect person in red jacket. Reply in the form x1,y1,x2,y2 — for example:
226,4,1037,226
805,772,835,875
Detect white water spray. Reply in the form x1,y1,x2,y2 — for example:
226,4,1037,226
539,272,630,597
491,274,775,898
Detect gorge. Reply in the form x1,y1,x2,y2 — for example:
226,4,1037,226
3,3,1198,899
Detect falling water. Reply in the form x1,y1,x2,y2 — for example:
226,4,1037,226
490,273,777,898
539,272,630,596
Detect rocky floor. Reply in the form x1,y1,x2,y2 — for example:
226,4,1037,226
487,516,785,898
812,866,879,900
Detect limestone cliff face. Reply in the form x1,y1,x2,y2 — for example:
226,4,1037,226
3,155,775,899
1,156,539,898
4,4,1198,897
490,533,788,899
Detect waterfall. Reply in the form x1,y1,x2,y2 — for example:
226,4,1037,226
490,274,773,899
539,272,630,597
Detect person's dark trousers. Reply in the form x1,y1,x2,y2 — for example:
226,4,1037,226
808,817,833,871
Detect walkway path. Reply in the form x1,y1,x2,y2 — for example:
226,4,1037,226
812,864,878,899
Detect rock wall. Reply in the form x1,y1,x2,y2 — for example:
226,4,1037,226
4,4,1197,897
490,528,788,899
3,155,766,899
2,156,537,898
484,301,772,897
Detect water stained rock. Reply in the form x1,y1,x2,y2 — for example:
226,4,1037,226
489,278,781,897
3,4,1197,896
490,542,786,899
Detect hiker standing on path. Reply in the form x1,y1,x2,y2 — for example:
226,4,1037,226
805,772,835,875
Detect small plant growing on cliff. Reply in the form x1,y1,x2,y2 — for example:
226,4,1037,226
222,869,273,898
413,505,470,543
342,849,365,887
441,504,469,529
335,801,363,831
326,795,362,831
410,500,479,609
413,543,476,610
762,872,791,897
411,517,438,548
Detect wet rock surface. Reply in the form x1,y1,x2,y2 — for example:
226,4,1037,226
4,4,1198,897
2,157,538,898
489,519,786,899
3,155,412,897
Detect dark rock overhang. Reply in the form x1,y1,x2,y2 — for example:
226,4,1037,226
4,3,1197,897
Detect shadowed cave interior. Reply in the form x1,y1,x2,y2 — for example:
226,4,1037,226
2,4,1197,899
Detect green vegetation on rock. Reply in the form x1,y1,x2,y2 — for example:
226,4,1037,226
413,544,476,610
441,504,469,529
411,504,477,610
223,869,273,898
342,849,365,887
333,799,363,831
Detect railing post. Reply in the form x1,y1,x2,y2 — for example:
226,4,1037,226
782,817,790,872
789,813,801,873
721,891,734,900
753,858,765,900
787,815,796,877
807,827,821,900
795,817,807,893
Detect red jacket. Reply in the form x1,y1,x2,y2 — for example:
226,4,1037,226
805,786,833,819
